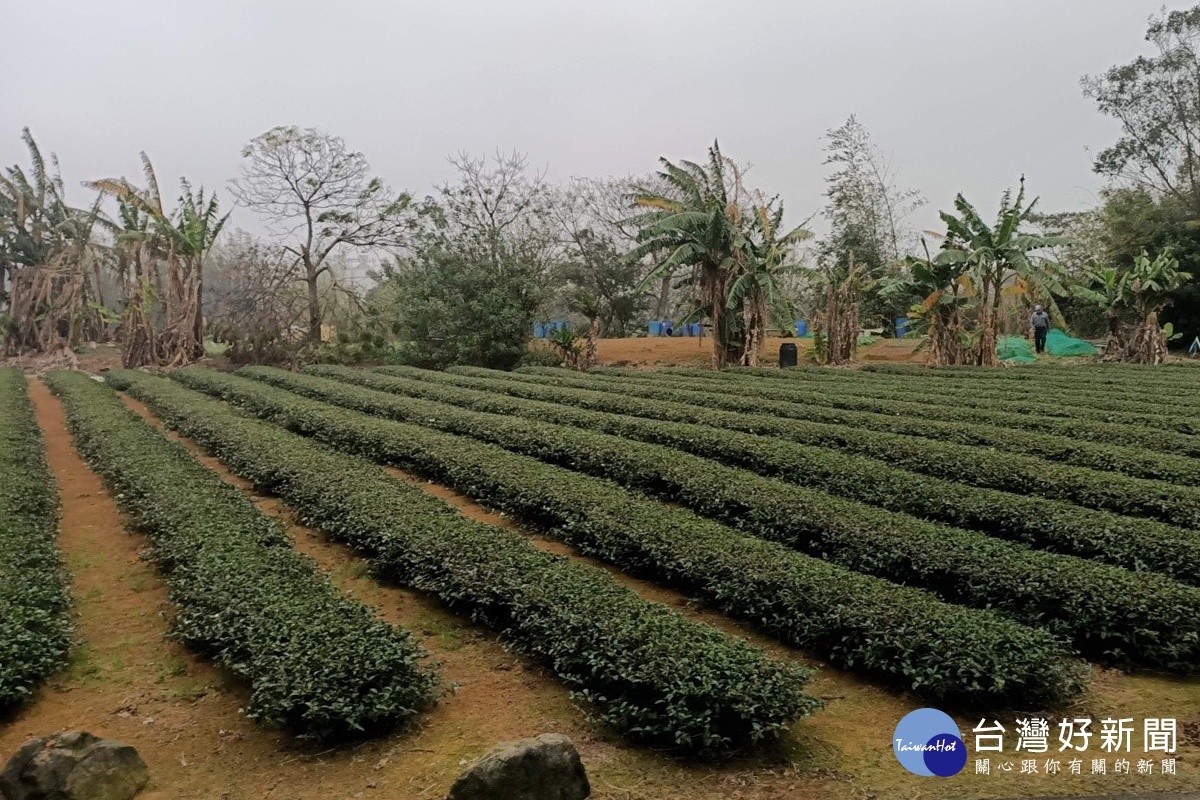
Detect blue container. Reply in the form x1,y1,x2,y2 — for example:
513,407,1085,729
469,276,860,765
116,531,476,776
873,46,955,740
895,317,910,338
533,322,546,339
794,320,808,337
687,322,699,337
648,321,662,336
553,319,568,331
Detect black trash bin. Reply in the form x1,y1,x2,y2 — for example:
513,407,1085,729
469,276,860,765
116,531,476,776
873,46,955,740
779,342,798,369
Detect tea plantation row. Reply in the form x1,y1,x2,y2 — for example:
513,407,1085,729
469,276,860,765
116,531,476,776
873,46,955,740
303,366,1200,587
44,371,439,740
647,364,1200,430
151,366,1085,705
218,366,1200,671
431,366,1200,482
105,370,819,756
537,367,1200,452
0,368,70,709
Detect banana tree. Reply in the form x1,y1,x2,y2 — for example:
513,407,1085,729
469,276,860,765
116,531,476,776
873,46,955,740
88,156,228,366
565,288,603,369
0,128,108,354
937,178,1070,365
1124,251,1192,363
882,237,975,365
1073,252,1191,363
726,204,811,364
629,141,807,368
1071,265,1129,356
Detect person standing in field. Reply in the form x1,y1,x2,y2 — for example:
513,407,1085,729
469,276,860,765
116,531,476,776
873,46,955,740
1030,304,1051,354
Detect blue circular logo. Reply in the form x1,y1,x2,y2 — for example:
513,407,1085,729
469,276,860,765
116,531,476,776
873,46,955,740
893,708,967,777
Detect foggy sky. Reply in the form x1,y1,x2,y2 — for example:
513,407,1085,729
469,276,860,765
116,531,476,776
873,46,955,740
0,1,1180,242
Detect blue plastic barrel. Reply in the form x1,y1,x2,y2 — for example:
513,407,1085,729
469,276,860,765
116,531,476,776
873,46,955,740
533,322,546,339
794,320,808,337
895,317,910,338
648,321,662,336
554,320,567,331
690,322,701,337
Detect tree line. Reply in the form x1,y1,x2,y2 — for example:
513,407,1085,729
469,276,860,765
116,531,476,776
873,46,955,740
2,6,1198,369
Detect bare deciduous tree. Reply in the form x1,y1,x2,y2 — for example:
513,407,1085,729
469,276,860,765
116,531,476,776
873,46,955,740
205,231,309,364
231,126,413,343
549,176,655,336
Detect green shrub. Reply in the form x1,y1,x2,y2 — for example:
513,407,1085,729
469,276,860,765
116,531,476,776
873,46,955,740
139,368,1085,705
0,368,71,709
710,366,1200,436
311,365,1200,588
43,371,438,741
403,365,1200,486
534,366,1200,455
675,364,1200,423
107,370,820,756
234,365,1200,671
520,342,565,368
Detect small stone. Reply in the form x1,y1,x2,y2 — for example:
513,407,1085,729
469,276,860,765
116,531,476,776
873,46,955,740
447,733,589,800
0,731,149,800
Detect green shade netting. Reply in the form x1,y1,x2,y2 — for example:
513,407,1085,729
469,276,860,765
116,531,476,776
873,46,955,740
997,336,1038,363
1045,328,1098,357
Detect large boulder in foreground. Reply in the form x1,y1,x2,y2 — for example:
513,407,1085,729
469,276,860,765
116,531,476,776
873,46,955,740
0,731,149,800
447,732,589,800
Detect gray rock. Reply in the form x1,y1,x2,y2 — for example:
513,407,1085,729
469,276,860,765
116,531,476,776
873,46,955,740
0,731,149,800
447,733,589,800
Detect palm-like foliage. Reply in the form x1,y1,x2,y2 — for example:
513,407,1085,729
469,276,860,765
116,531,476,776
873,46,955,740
882,238,975,365
0,129,107,354
1076,251,1193,362
87,155,229,366
1072,265,1129,353
629,141,808,367
936,178,1069,364
1124,251,1192,314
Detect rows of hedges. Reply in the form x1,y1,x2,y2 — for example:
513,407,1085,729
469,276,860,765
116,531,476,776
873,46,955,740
691,365,1200,422
308,366,1200,586
147,368,1086,705
108,370,820,756
513,363,1199,441
861,362,1200,388
229,366,1200,671
662,366,1200,434
362,365,1200,488
553,367,1200,456
44,371,438,740
681,361,1200,394
0,369,71,709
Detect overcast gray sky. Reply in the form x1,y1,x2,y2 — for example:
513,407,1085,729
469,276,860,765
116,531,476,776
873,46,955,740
0,0,1181,239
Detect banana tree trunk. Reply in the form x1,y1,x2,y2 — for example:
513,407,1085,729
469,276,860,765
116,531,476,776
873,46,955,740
978,304,999,367
1125,311,1167,364
584,317,600,369
1101,314,1126,361
655,274,672,320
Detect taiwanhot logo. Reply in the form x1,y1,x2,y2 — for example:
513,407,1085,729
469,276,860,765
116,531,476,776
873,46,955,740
893,708,967,777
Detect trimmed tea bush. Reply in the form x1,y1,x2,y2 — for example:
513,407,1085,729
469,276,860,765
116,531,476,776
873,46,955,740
0,369,70,709
129,368,1086,705
216,367,1200,671
108,370,821,756
44,370,438,741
